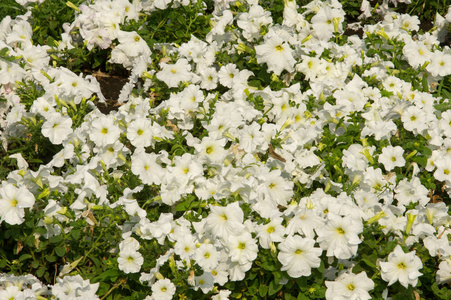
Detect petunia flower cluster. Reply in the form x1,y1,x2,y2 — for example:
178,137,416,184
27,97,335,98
1,0,451,299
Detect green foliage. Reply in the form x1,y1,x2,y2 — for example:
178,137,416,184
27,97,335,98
0,0,26,21
30,0,87,45
2,0,451,299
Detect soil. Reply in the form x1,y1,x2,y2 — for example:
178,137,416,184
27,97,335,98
88,69,129,114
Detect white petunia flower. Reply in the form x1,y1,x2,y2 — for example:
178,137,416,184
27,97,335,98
227,231,258,265
277,235,322,278
437,260,451,285
117,246,144,274
205,202,245,239
0,183,35,225
218,63,239,88
131,151,165,185
151,278,176,300
211,289,232,300
316,213,363,259
156,58,193,88
194,137,228,164
256,217,285,249
401,105,428,134
378,145,405,171
41,112,73,145
127,117,153,148
194,272,215,294
195,243,220,272
0,286,24,300
89,116,121,147
51,274,99,299
255,34,295,76
380,245,423,288
325,271,374,300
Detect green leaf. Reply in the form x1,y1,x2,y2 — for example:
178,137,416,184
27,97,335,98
434,103,451,112
175,198,192,211
18,254,32,262
259,284,268,297
0,259,7,268
296,277,308,289
32,260,39,269
37,266,45,277
361,258,377,269
97,282,110,297
55,246,66,257
419,145,432,156
268,280,282,296
93,269,121,283
297,293,310,300
413,155,427,168
49,235,63,244
25,235,35,247
46,255,56,262
34,227,47,235
71,229,81,240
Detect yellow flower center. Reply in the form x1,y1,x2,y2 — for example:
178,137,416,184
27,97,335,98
295,249,303,255
137,129,144,135
398,262,407,269
336,227,345,235
275,45,284,51
206,146,213,154
238,242,246,250
347,284,355,291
